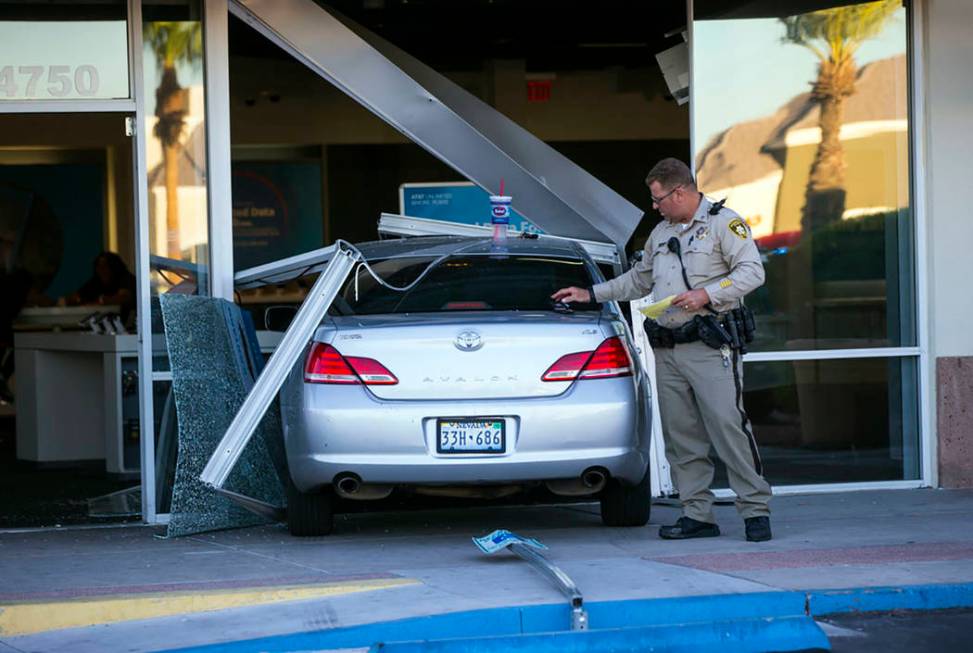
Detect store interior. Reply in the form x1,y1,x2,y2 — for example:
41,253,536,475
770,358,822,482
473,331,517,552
0,112,140,526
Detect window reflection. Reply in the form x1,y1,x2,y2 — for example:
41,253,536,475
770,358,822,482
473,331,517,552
712,357,919,486
693,1,914,351
142,2,208,514
143,7,208,294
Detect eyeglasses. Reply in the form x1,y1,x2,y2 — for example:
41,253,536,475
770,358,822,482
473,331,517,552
650,185,682,204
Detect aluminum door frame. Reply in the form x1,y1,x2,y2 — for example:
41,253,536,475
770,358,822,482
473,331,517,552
198,244,360,514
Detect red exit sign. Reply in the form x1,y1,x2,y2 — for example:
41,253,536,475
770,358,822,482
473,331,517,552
527,79,552,102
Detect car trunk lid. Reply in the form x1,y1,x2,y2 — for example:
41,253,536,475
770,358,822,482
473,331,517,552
315,313,613,400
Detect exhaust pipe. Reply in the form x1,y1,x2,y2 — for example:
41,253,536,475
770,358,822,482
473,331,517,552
333,473,393,500
546,468,608,497
335,474,360,495
582,468,606,489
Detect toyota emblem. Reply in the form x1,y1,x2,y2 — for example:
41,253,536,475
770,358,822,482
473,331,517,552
454,330,483,352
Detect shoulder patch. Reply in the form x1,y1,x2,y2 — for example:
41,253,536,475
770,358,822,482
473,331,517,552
727,218,749,240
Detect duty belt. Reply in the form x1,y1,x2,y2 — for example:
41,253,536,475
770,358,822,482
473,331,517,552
646,307,756,352
644,314,732,350
643,318,703,349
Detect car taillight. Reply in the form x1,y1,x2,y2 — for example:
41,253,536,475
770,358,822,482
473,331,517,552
345,355,399,385
541,336,633,382
541,351,591,382
304,343,398,385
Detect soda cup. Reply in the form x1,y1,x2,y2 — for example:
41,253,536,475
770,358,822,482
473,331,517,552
489,195,511,244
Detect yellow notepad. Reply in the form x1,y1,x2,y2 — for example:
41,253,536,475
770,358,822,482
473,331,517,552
638,295,675,320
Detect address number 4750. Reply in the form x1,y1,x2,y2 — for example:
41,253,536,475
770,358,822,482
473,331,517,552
1,65,101,99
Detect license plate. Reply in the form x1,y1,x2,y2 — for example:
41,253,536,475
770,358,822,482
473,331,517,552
436,419,505,454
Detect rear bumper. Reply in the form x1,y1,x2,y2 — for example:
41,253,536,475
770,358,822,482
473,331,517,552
282,374,650,492
291,449,648,488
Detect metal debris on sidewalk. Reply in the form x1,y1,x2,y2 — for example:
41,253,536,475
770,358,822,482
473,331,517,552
473,529,588,631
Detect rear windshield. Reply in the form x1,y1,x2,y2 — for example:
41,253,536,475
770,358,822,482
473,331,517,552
337,255,601,315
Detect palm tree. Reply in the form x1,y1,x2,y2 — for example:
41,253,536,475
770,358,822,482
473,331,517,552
781,0,899,232
144,22,202,258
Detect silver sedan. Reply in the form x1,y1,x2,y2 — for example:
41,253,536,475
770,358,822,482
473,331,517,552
279,236,653,535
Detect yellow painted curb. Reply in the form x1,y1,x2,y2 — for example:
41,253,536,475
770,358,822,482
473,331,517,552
0,577,418,636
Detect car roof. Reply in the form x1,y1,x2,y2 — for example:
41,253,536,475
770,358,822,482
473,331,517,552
353,235,588,260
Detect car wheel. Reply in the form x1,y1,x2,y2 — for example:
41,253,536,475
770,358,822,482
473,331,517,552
286,481,334,536
600,466,651,527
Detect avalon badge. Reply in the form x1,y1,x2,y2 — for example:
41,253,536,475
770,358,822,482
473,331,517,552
454,330,483,352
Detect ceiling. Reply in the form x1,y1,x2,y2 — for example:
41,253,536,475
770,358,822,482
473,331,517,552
229,0,688,72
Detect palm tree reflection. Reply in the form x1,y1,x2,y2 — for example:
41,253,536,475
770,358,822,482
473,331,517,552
144,22,202,259
781,0,899,232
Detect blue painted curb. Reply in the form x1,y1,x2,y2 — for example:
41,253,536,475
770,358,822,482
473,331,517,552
370,616,829,653
165,582,973,653
168,592,810,653
808,582,973,616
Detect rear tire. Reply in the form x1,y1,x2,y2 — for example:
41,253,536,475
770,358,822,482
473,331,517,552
286,481,334,536
600,466,651,527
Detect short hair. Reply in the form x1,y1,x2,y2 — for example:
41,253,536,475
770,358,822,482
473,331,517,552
645,158,696,191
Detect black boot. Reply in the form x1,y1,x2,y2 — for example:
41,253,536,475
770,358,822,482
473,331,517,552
745,516,772,542
659,516,720,540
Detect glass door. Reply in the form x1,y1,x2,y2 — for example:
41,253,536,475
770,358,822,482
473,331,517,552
133,0,212,521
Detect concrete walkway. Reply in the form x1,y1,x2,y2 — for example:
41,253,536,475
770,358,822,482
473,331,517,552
1,489,972,652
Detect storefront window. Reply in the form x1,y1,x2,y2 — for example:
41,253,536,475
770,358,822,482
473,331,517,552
0,2,129,101
692,0,920,487
713,357,920,485
693,0,914,351
142,0,209,513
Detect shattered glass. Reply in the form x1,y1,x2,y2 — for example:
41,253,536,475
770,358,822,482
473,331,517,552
87,486,141,518
160,295,287,537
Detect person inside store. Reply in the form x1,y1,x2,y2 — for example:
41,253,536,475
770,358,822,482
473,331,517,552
0,231,34,403
61,251,137,324
551,157,773,542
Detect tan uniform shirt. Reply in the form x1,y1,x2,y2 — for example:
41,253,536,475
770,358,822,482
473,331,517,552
592,195,765,328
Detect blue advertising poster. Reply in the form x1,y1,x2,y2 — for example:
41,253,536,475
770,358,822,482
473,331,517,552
231,162,324,271
398,182,542,234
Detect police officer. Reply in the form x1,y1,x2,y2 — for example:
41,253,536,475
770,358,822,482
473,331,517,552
552,158,772,542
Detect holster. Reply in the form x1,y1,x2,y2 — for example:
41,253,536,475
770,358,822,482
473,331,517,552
643,318,675,348
738,305,756,343
694,315,733,350
722,306,757,353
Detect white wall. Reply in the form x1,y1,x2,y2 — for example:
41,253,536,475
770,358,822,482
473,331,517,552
924,0,973,359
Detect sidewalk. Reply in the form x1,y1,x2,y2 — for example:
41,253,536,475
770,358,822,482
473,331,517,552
2,488,973,652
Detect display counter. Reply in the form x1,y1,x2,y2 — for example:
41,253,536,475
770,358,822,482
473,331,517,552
14,332,139,474
14,329,284,476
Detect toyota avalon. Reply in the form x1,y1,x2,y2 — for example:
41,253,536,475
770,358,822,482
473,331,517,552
279,235,653,535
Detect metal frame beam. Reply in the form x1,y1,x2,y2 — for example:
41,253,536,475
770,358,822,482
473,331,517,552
508,542,588,631
204,0,235,300
377,213,621,267
228,0,642,247
128,0,159,524
198,245,361,504
234,244,338,289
